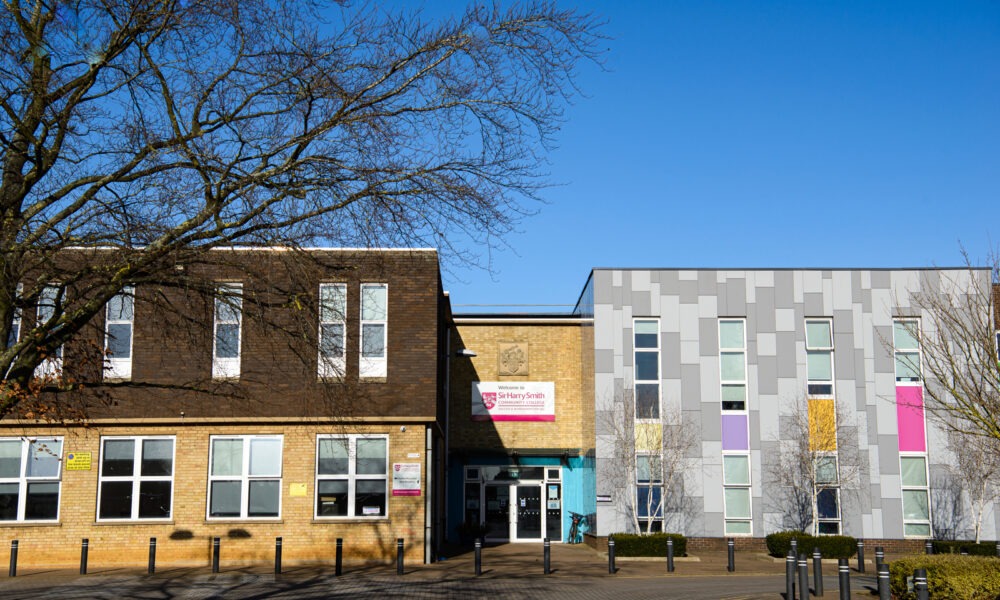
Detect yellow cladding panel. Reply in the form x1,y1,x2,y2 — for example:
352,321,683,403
808,399,837,452
634,422,662,451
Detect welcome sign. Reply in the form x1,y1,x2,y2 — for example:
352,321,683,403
472,382,555,421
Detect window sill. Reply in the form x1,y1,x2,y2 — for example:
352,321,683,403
0,521,61,527
360,377,387,384
95,519,174,525
312,517,390,524
204,518,283,524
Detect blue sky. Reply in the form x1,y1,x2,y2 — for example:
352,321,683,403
411,2,999,310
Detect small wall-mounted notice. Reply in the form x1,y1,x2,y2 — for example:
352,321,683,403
596,494,612,503
65,452,92,471
392,463,421,496
472,381,555,421
289,483,307,497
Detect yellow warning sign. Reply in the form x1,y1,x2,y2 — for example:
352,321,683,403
65,452,92,471
289,483,307,497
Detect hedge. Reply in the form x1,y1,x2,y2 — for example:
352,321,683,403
765,530,857,559
932,540,999,557
890,555,1000,600
609,532,687,557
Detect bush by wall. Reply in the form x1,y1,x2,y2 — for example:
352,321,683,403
932,540,999,557
890,555,1000,600
765,530,857,559
609,532,687,557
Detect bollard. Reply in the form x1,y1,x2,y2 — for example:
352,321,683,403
838,558,851,600
786,550,796,600
874,546,884,571
148,537,156,575
8,540,17,578
335,538,343,576
275,537,282,575
80,538,89,575
666,537,675,572
791,537,799,558
212,537,220,573
608,537,616,574
396,538,404,575
877,562,890,600
474,538,482,576
727,538,735,572
813,547,824,597
856,541,865,573
543,538,551,575
925,540,933,555
914,567,929,600
798,554,809,600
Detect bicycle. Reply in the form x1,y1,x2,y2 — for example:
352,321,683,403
568,511,587,544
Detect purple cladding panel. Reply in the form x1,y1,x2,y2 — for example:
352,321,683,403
721,414,749,451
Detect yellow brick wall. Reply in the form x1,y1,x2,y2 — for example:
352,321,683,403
0,423,429,568
450,322,592,454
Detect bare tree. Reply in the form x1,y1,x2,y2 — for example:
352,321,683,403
600,388,698,534
768,394,863,536
942,427,1000,543
0,1,603,417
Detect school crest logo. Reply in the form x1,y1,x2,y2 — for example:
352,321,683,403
499,343,527,375
481,392,497,410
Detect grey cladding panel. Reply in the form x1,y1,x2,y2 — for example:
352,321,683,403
659,270,680,294
680,280,698,304
595,349,615,377
632,290,651,316
804,292,823,316
754,288,776,332
774,271,794,309
698,270,717,295
663,333,681,378
871,271,890,289
726,279,747,316
776,333,797,378
701,407,722,441
878,435,900,474
681,364,701,411
699,319,718,357
756,356,778,395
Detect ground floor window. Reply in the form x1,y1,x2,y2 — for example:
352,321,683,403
0,437,62,522
901,454,931,537
208,435,282,519
316,435,388,518
98,437,174,520
723,453,752,535
636,454,663,532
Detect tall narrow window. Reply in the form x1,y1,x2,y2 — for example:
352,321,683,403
815,455,840,534
900,455,931,537
635,454,663,532
104,287,135,380
34,285,62,378
719,319,746,411
893,319,921,383
318,284,347,379
98,437,174,520
806,319,834,396
359,284,387,378
316,435,388,518
0,437,62,521
723,453,752,535
633,319,660,419
7,284,21,348
208,435,282,519
213,284,242,379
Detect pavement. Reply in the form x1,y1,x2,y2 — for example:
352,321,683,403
0,542,895,599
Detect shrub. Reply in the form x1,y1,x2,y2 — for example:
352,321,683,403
932,540,999,557
765,530,857,559
609,532,687,557
890,555,1000,600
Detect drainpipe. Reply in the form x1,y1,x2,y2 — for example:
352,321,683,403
425,425,433,564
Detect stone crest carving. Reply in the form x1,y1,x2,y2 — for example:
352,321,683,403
498,343,528,376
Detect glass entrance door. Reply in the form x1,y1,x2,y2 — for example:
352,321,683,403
514,484,543,540
483,484,510,541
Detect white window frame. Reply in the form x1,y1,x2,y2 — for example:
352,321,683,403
7,283,21,349
722,452,752,535
719,318,747,412
635,453,664,531
212,283,242,380
97,436,175,521
315,434,389,519
900,453,932,538
318,283,347,380
805,318,834,397
207,435,283,520
633,318,661,421
814,453,841,535
104,286,135,380
893,318,922,385
359,283,387,379
0,437,63,522
34,285,63,378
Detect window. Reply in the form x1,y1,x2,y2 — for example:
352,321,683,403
723,453,752,534
212,284,242,379
636,454,663,532
360,284,387,378
34,285,62,378
815,455,840,534
7,284,21,348
901,455,931,537
318,284,346,379
98,437,173,520
0,437,62,521
104,287,135,380
208,435,282,519
893,319,921,383
995,331,999,363
316,435,388,518
806,319,834,396
719,319,747,411
633,319,660,419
